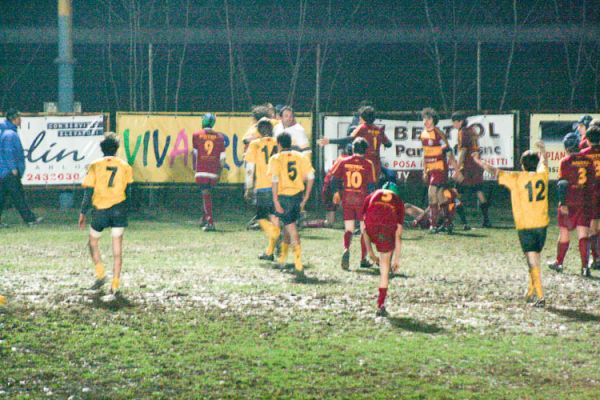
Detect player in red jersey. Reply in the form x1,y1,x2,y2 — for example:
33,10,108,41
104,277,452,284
363,182,405,317
577,115,593,150
580,125,600,270
452,112,490,229
420,108,457,233
330,138,377,270
547,132,595,277
192,113,226,231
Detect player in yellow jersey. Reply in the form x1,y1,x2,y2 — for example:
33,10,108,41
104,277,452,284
78,133,134,295
0,294,6,306
245,119,280,261
473,141,548,307
268,132,315,281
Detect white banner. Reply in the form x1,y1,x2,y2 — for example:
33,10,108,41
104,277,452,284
323,114,515,180
11,115,105,185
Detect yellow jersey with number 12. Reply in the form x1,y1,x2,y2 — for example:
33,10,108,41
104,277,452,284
82,157,134,210
498,166,549,230
268,150,314,196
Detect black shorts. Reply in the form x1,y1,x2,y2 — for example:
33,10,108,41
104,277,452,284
278,193,302,226
517,227,547,253
256,190,274,220
91,201,128,232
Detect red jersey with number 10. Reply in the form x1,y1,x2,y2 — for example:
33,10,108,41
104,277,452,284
558,153,595,208
330,154,376,207
363,189,405,227
351,123,390,178
193,128,226,178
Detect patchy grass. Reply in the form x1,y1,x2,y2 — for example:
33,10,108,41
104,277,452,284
1,201,599,399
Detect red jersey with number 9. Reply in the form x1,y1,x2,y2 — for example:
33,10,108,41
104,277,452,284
558,153,595,208
351,123,390,178
330,154,376,207
363,189,405,227
193,128,226,177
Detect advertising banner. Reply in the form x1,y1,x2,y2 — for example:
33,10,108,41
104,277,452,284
323,114,515,181
116,113,312,183
529,113,600,179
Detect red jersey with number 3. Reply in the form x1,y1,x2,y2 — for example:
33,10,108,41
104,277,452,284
330,155,376,207
363,189,405,227
193,128,226,178
351,123,390,178
580,146,600,198
558,153,594,208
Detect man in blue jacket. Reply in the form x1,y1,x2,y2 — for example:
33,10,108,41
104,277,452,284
0,109,41,226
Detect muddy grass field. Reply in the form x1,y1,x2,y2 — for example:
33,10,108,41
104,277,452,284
1,198,599,399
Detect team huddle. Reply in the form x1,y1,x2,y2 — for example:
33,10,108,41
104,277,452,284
2,107,597,317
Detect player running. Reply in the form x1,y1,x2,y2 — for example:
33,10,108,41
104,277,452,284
268,132,315,281
192,113,226,231
329,137,377,270
79,133,134,295
363,182,405,317
244,119,280,261
580,125,600,270
420,108,458,233
547,132,595,277
452,111,490,228
474,141,548,307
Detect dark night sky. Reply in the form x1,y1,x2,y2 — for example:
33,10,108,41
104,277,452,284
1,0,599,114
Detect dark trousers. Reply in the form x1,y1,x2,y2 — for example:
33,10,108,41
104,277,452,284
0,174,36,223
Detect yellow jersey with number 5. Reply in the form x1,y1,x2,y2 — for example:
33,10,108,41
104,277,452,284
82,157,134,210
268,150,314,196
498,166,549,230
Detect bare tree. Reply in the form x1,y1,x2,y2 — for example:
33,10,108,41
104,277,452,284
174,0,190,112
423,0,448,111
498,0,518,111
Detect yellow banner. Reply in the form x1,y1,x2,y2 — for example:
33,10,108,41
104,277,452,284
116,113,312,183
529,113,600,179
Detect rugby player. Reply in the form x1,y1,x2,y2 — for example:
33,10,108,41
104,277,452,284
420,108,458,233
268,132,315,281
192,113,226,231
329,137,377,270
452,111,490,228
79,133,134,295
547,132,595,277
577,115,593,149
474,141,548,307
244,119,280,261
363,182,405,317
580,125,600,270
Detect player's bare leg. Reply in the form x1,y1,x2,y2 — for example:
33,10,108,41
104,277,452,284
111,229,124,293
88,229,106,289
341,220,355,270
303,210,336,228
549,227,570,273
576,225,591,277
202,188,215,231
590,219,600,269
525,251,544,307
428,185,441,233
376,251,393,316
358,221,373,268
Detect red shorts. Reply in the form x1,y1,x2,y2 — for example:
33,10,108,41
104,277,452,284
427,169,448,186
365,224,397,253
195,176,218,188
557,206,591,230
593,194,600,220
461,167,484,186
343,204,363,221
322,184,338,212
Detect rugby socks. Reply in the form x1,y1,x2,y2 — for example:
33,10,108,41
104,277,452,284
590,234,600,263
258,220,280,256
278,242,289,264
343,231,353,250
111,277,120,292
430,204,440,228
526,271,535,298
578,238,590,269
556,241,569,264
202,192,213,224
377,288,388,308
530,266,543,299
293,244,302,272
480,202,490,225
456,203,468,225
95,262,106,280
360,234,367,260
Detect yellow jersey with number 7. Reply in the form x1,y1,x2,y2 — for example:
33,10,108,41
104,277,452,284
82,157,134,210
498,167,549,230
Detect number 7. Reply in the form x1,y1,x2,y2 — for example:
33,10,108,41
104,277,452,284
107,166,118,187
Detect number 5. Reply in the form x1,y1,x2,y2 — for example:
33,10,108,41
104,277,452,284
287,161,298,180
